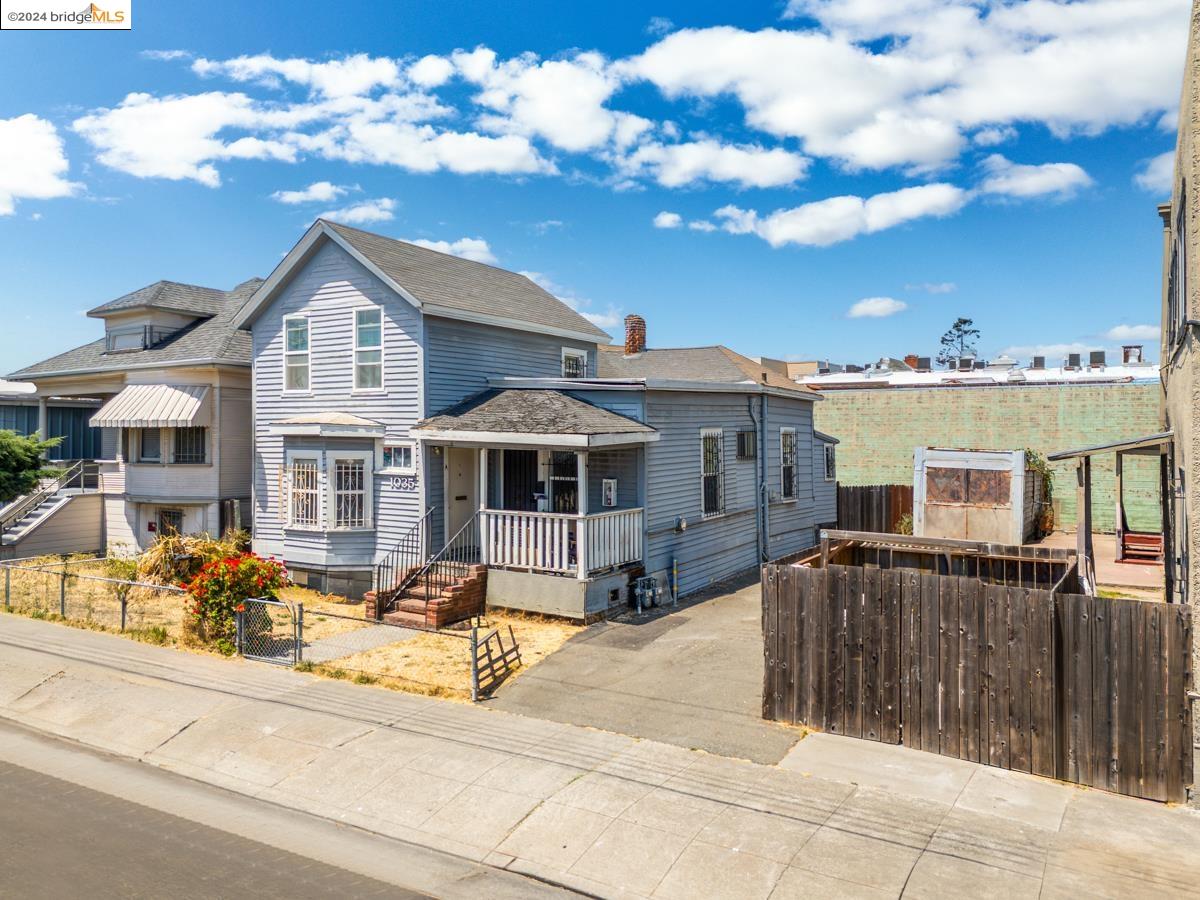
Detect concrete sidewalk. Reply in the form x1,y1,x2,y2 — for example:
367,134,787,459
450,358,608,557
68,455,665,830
2,613,1198,899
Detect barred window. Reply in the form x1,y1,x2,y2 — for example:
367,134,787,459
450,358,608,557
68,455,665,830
701,428,724,517
354,308,383,390
561,348,587,379
284,316,310,391
549,451,579,513
173,427,206,464
824,444,837,482
334,458,367,528
736,429,757,460
289,458,320,528
781,428,797,499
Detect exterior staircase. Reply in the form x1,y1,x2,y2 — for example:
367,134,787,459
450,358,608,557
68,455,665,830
0,461,98,557
366,511,486,629
0,494,74,548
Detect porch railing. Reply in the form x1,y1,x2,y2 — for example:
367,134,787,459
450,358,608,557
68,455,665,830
373,507,433,611
481,507,643,577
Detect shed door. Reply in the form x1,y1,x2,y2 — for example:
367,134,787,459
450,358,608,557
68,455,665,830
925,467,1012,542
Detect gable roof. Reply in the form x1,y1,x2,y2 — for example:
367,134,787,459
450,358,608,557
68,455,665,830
598,345,817,396
234,219,612,343
87,280,228,318
416,389,656,438
9,278,263,380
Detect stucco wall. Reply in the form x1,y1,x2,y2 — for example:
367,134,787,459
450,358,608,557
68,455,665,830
812,381,1163,533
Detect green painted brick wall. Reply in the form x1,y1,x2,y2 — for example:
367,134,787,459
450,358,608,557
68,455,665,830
813,381,1162,533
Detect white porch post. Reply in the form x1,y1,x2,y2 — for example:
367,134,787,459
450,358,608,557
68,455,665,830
37,396,48,458
478,447,489,565
576,450,588,580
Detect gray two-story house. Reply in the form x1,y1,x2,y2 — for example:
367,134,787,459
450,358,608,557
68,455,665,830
234,220,834,622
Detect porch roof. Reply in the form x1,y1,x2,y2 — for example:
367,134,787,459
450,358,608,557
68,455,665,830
415,389,658,448
90,384,211,428
1047,430,1172,460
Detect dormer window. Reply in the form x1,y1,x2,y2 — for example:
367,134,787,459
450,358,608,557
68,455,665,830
105,325,179,353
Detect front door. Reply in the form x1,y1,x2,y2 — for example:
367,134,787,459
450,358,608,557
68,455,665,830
445,447,478,537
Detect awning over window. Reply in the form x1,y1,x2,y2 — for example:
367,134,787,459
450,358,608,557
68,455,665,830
90,384,211,428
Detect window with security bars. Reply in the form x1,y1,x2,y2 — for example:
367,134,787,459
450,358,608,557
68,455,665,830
173,427,207,464
289,458,320,528
354,308,383,390
824,444,836,481
548,451,579,513
781,429,797,499
701,429,724,517
334,458,367,528
736,429,757,460
561,349,586,379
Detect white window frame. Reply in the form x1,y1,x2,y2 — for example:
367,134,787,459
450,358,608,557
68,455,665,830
283,315,311,393
285,451,323,530
380,440,416,475
327,450,374,530
700,427,725,518
824,444,837,482
561,347,588,379
137,427,163,463
780,427,797,501
353,306,384,392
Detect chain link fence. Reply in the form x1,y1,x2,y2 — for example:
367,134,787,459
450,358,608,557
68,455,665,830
1,557,186,640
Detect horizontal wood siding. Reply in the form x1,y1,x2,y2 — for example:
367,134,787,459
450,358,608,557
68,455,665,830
767,398,820,560
8,494,103,558
814,437,837,526
250,239,425,567
565,389,645,422
424,317,596,414
218,387,252,498
643,391,814,595
587,447,641,511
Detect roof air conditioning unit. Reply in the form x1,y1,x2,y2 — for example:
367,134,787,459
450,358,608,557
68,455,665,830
1031,356,1045,369
1066,353,1081,369
957,356,974,372
916,357,932,371
1089,350,1106,368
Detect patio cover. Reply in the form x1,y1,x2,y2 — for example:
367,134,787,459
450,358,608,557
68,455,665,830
415,389,659,448
90,384,211,428
1047,431,1172,461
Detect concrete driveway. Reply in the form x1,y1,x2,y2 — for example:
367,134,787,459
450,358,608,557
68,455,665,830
486,573,804,764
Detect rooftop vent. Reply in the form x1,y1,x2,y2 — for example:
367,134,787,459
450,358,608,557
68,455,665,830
957,356,975,372
916,356,932,372
845,364,864,373
1030,355,1045,369
1122,345,1144,364
1066,353,1081,369
1089,350,1107,368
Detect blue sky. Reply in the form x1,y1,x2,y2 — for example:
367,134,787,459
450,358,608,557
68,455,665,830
0,0,1187,374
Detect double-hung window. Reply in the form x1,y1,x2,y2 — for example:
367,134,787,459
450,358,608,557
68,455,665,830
284,316,310,391
780,428,797,500
824,444,836,482
701,428,724,517
561,348,587,379
333,457,368,528
139,428,162,463
288,456,321,528
354,307,383,390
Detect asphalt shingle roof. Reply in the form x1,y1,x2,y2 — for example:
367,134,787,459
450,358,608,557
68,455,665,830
324,221,611,341
87,280,229,317
597,345,815,395
9,278,263,380
416,389,656,436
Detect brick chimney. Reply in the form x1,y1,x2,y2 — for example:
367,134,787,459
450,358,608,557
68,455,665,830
624,314,646,355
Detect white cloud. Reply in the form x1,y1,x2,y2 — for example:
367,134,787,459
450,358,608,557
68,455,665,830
521,270,621,329
978,154,1093,199
688,219,717,232
715,182,968,248
1135,150,1175,194
647,17,674,36
906,281,957,294
408,54,455,88
618,138,810,188
193,53,402,98
653,210,682,229
973,125,1017,146
531,219,564,234
270,180,350,204
319,197,396,224
1104,324,1160,341
407,236,498,264
847,296,907,318
142,49,192,61
0,114,80,215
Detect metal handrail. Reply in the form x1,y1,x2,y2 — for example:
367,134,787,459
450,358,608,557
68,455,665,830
373,507,434,619
0,460,87,537
414,513,481,628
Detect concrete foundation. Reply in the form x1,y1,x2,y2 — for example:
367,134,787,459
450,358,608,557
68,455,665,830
486,567,638,621
288,565,373,600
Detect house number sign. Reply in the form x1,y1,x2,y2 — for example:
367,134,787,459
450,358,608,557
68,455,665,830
387,475,418,491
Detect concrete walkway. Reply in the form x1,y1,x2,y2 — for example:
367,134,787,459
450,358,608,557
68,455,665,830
304,622,416,665
2,613,1198,899
488,576,805,764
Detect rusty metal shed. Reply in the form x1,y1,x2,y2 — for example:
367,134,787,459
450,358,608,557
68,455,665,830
912,447,1042,547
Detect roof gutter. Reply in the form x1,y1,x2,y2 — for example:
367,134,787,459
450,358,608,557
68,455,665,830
8,358,247,381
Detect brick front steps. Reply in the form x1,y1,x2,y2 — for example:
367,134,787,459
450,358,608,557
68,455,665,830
365,564,486,629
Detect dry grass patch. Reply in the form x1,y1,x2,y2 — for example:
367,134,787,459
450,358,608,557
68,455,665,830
279,585,370,642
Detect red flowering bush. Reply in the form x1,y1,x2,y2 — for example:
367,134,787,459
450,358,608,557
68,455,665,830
183,553,288,653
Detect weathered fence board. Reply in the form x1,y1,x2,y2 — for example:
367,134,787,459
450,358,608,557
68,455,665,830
763,563,1192,802
837,484,914,534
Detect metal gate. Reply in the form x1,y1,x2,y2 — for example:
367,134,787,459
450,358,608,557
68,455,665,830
236,598,302,665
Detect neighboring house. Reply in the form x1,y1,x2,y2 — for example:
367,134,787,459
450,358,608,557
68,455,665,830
6,278,261,556
799,349,1162,533
234,220,832,620
0,379,102,460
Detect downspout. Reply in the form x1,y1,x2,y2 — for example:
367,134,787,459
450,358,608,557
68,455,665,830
748,395,763,562
760,393,770,561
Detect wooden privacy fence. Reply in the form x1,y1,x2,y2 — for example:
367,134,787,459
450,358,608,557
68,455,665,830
762,563,1194,802
837,484,914,534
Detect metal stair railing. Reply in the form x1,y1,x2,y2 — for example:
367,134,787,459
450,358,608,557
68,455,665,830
0,460,88,540
372,507,433,620
409,513,481,628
